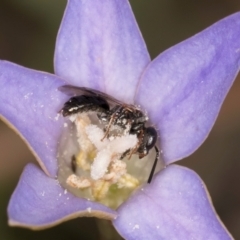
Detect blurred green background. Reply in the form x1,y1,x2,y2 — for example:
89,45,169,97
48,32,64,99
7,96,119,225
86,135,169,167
0,0,240,239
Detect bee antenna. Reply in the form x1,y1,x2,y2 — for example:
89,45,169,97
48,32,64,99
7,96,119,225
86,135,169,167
147,146,159,184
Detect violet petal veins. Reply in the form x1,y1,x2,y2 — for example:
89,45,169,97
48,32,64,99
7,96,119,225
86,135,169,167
136,12,240,164
54,0,150,103
113,165,232,240
0,61,67,177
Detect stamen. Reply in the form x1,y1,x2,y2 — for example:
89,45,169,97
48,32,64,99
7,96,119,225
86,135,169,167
57,111,163,209
92,180,111,200
118,174,139,188
66,174,91,189
88,126,138,180
75,150,95,171
91,148,113,180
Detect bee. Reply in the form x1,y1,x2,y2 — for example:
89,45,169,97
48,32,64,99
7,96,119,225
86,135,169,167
59,85,159,183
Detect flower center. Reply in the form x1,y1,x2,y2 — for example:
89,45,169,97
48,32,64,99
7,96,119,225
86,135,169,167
57,104,162,209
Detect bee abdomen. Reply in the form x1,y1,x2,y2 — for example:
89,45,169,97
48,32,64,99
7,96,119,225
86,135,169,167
61,95,110,116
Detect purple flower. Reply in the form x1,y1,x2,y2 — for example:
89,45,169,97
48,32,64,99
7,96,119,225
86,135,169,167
1,0,239,238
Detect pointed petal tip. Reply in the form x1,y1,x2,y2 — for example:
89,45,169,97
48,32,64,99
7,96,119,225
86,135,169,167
54,0,150,103
136,12,240,164
0,61,67,177
114,165,233,240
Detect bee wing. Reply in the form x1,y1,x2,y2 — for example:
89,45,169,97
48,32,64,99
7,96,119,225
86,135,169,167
58,85,95,96
59,85,130,107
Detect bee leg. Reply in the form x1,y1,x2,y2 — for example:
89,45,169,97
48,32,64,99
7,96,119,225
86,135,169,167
101,115,115,140
127,142,141,160
101,106,122,141
147,146,159,184
120,143,139,160
120,149,131,160
128,129,144,159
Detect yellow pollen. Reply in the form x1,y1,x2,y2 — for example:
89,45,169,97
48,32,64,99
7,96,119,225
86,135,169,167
118,174,139,188
75,150,96,171
92,180,111,200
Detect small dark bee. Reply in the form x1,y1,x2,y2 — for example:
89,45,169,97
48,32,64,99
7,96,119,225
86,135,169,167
59,85,159,183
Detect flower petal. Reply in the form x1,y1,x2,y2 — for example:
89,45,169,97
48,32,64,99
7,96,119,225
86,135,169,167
54,0,150,103
8,164,117,229
135,12,240,164
113,165,232,240
0,61,67,177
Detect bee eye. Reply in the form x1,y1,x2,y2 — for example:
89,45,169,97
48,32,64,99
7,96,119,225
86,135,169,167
147,136,154,146
146,127,157,149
